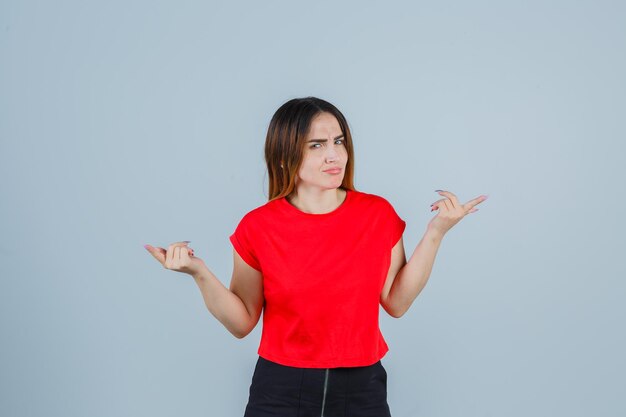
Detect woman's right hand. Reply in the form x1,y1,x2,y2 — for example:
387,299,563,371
144,241,206,277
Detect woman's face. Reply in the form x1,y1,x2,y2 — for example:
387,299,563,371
295,112,348,193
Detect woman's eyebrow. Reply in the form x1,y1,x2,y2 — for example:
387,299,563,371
307,134,344,142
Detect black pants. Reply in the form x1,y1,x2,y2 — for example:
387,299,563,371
244,356,392,417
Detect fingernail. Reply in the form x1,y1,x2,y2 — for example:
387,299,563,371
484,195,489,200
143,244,149,250
435,189,443,192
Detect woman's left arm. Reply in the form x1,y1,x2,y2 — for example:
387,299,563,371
380,190,488,318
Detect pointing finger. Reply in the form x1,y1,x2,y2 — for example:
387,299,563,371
144,244,166,265
463,195,489,211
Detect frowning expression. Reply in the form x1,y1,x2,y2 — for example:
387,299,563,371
295,112,348,192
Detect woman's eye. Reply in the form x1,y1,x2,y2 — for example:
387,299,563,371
309,140,343,149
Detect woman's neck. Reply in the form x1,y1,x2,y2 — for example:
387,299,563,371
287,188,347,214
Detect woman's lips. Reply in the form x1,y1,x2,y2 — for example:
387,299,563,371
323,168,342,174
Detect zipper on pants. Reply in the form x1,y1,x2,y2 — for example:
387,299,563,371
320,368,329,417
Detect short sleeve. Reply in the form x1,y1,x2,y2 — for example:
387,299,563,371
386,201,406,249
229,214,262,272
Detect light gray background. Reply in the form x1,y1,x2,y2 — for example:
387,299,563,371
1,1,625,416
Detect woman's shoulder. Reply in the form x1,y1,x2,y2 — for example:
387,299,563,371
234,197,283,225
349,189,395,208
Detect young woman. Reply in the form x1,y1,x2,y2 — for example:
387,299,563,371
145,97,488,416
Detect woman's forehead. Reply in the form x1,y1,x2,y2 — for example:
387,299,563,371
308,113,342,138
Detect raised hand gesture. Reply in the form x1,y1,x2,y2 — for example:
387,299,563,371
428,190,488,236
144,241,206,277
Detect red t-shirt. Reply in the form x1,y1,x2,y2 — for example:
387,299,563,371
229,189,406,368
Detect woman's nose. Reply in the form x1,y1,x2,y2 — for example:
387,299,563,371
325,144,339,162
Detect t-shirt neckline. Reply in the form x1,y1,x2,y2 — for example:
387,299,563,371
280,189,352,217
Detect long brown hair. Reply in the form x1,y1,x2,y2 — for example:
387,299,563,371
265,97,356,201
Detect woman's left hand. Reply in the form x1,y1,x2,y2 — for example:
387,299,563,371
427,190,488,236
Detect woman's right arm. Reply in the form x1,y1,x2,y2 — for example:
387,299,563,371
191,249,264,339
